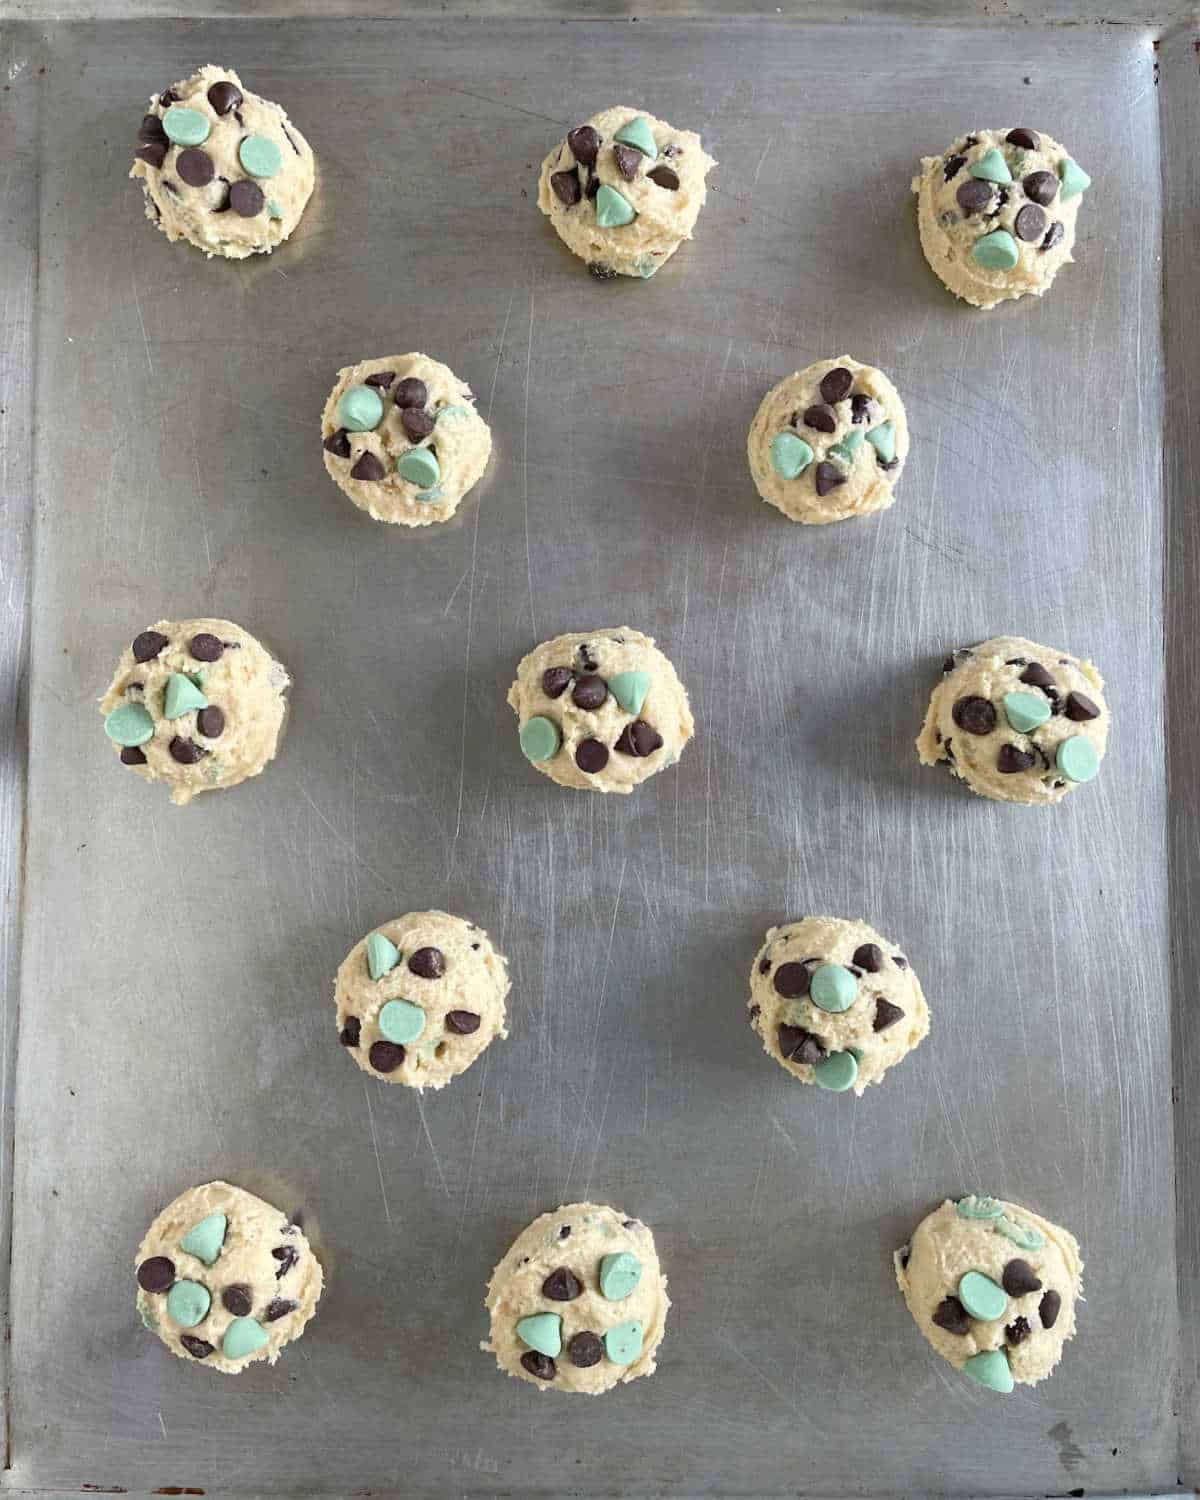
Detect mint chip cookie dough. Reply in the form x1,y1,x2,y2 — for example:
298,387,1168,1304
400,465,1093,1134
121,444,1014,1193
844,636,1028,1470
321,354,492,526
100,618,288,805
537,107,716,280
483,1203,669,1393
895,1196,1082,1392
336,910,510,1089
130,66,315,259
748,356,908,524
918,635,1108,805
135,1181,322,1372
913,128,1090,308
508,628,693,793
749,916,929,1094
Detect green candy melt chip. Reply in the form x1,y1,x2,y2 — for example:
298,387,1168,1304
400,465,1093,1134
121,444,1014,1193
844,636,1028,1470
379,999,426,1045
1003,690,1051,734
1058,157,1091,200
595,183,636,228
613,116,657,159
957,1194,1004,1220
519,716,561,762
813,1050,858,1092
105,702,154,747
337,385,384,433
604,1319,644,1366
957,1270,1007,1322
964,1348,1014,1394
828,429,865,466
267,200,283,220
162,105,211,146
415,487,443,504
516,1312,562,1357
995,1214,1045,1251
866,420,896,464
599,1251,643,1302
809,963,857,1013
366,932,400,981
972,230,1020,270
770,431,814,480
609,671,651,716
968,147,1013,184
436,404,470,422
238,134,282,179
164,672,208,720
397,447,440,488
166,1279,211,1328
1057,735,1099,783
180,1211,227,1266
223,1316,269,1360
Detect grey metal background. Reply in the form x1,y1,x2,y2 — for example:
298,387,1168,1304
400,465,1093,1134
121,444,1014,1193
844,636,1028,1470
0,8,1195,1498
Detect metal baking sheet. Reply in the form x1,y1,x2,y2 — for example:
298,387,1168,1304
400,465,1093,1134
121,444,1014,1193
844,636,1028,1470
2,9,1195,1497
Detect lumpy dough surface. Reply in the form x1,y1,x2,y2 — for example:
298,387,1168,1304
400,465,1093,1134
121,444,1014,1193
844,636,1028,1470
917,634,1108,806
508,628,693,793
100,618,288,805
483,1202,669,1394
135,1181,322,1373
335,910,510,1090
749,916,929,1095
321,353,493,526
895,1196,1082,1391
748,356,908,524
537,106,715,280
912,127,1090,309
130,65,314,259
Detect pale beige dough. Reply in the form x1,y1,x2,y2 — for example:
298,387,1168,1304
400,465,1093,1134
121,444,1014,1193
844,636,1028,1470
912,127,1087,308
135,1181,323,1374
747,356,908,524
917,634,1108,806
895,1196,1082,1389
100,617,288,806
321,353,493,527
749,916,929,1095
130,65,314,260
483,1203,669,1394
537,106,716,279
335,910,510,1090
507,628,693,794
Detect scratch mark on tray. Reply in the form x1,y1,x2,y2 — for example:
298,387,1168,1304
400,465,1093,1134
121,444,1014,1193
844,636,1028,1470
522,274,538,636
442,567,471,617
769,1113,800,1155
716,1329,801,1414
416,1093,451,1198
297,782,389,888
362,1079,391,1226
157,1410,166,1439
751,133,774,186
130,257,154,375
453,1049,491,1252
437,84,564,128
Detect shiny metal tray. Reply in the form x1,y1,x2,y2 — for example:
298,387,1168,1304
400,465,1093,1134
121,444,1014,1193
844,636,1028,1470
2,7,1197,1498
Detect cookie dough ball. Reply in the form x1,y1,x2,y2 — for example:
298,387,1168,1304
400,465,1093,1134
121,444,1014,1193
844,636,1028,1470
917,635,1108,806
895,1195,1082,1392
130,65,314,259
748,356,908,524
321,354,493,527
483,1203,669,1394
508,628,693,794
336,910,510,1089
537,107,716,280
134,1181,322,1373
749,917,929,1094
100,618,289,806
912,128,1090,309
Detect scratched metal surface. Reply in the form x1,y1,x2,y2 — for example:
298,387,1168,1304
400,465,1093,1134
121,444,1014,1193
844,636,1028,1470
2,12,1185,1498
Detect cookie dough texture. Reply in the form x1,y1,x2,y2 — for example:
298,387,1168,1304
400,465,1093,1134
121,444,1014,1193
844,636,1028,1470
917,635,1108,806
913,127,1088,308
130,65,314,259
748,356,908,524
335,910,510,1089
483,1203,669,1394
508,628,693,793
100,618,289,805
135,1181,322,1373
321,353,493,526
896,1196,1082,1390
750,917,929,1095
537,106,716,279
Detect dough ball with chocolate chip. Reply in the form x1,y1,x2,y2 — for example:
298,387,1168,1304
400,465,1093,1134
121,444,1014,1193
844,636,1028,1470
747,355,909,524
135,1180,323,1373
912,127,1089,309
335,910,510,1090
895,1195,1082,1391
321,353,493,527
483,1202,669,1394
536,106,716,280
749,916,929,1095
129,65,314,259
508,628,693,794
917,635,1108,806
100,617,289,806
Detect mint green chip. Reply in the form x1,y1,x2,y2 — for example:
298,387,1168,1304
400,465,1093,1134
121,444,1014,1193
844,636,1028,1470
613,116,657,159
166,1279,211,1328
397,447,440,488
770,431,814,479
104,702,154,747
609,671,651,716
1057,735,1099,783
599,1251,643,1302
968,147,1012,184
180,1211,226,1265
604,1318,644,1365
595,183,636,228
1058,157,1091,200
415,487,443,503
1003,691,1051,734
520,716,560,762
866,420,896,464
964,1348,1014,1393
223,1316,269,1359
957,1194,1004,1220
995,1214,1045,1251
379,999,426,1045
366,932,400,980
162,105,210,147
958,1270,1007,1322
337,385,384,432
828,429,865,466
813,1050,858,1092
972,230,1020,270
239,134,282,179
516,1312,562,1357
164,672,208,720
267,200,283,220
809,963,857,1013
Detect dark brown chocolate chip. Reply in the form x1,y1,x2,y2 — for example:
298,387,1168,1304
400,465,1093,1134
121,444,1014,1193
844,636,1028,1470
138,113,168,144
850,393,874,424
1006,1316,1032,1347
189,633,223,661
814,462,846,497
893,954,908,969
1040,220,1064,252
133,630,169,663
613,143,641,181
952,696,997,736
162,179,180,197
542,666,572,699
340,1016,361,1047
135,141,168,169
271,1245,298,1279
955,178,993,214
369,1040,405,1072
365,370,396,390
559,1224,572,1238
1014,203,1046,242
169,736,204,764
401,407,435,442
323,428,351,458
962,134,979,147
998,744,1037,774
177,147,214,187
180,1335,214,1359
120,745,148,766
572,674,607,710
567,124,601,166
551,168,582,206
758,957,771,975
773,961,811,999
1065,691,1100,721
575,738,609,774
207,80,243,116
264,1297,297,1322
196,706,225,739
647,164,679,190
521,1351,556,1381
210,178,231,213
229,179,264,217
1022,169,1058,206
1002,1259,1043,1297
873,997,904,1032
802,404,837,433
587,259,617,280
1006,127,1039,150
567,1330,604,1368
445,1010,481,1035
222,1283,253,1317
350,451,387,482
613,720,662,757
777,1024,825,1065
852,943,883,973
931,1295,970,1336
943,153,967,181
137,1256,175,1293
393,377,428,409
158,89,180,106
542,1267,583,1301
820,367,854,404
408,946,445,980
1020,662,1055,691
1039,1289,1062,1328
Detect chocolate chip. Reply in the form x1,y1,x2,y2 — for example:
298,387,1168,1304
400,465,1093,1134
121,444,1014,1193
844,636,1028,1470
192,706,225,741
587,259,617,279
1022,169,1058,206
551,168,582,205
271,1245,298,1280
998,744,1036,773
180,1335,214,1359
1040,220,1064,252
350,451,386,482
207,80,243,115
773,961,811,999
369,1040,405,1072
135,141,168,169
952,696,997,736
177,147,214,187
1006,127,1039,150
647,164,679,190
1005,1317,1033,1350
614,720,662,757
137,1256,175,1292
559,1224,572,1238
813,462,846,498
169,737,204,764
852,943,883,973
777,1024,825,1065
820,367,853,404
567,1330,604,1368
1065,691,1100,721
850,393,874,424
873,997,904,1032
567,124,601,166
158,89,179,107
758,957,771,975
222,1283,253,1317
229,179,265,217
324,428,351,458
133,630,169,663
264,1297,297,1322
613,143,641,181
1014,203,1046,242
521,1351,556,1381
962,134,979,147
984,186,1010,220
189,633,223,661
542,666,572,699
138,113,168,144
1020,662,1055,691
1039,1289,1062,1328
120,746,147,766
394,377,428,409
542,1267,583,1301
1002,1259,1043,1296
572,674,607,710
931,1296,970,1336
663,144,681,159
893,954,908,969
404,947,443,982
802,404,837,433
340,1016,361,1047
162,179,180,197
575,738,609,774
955,178,993,214
401,407,435,442
365,371,396,390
